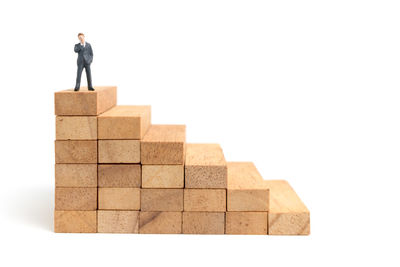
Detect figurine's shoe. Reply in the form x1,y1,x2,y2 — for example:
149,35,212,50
74,87,80,91
88,87,95,91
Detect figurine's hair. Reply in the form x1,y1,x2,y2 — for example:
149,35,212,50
78,33,85,37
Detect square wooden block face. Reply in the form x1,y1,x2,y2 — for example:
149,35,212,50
56,116,97,140
139,212,182,234
55,164,97,187
268,212,310,235
97,210,139,233
55,140,97,163
54,211,97,233
55,188,97,211
98,188,140,210
98,105,151,139
54,86,117,115
141,189,183,211
98,164,141,188
98,140,140,163
142,165,184,188
225,212,268,235
182,212,225,234
184,189,226,212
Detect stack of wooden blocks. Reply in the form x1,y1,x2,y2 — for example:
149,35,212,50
54,86,310,235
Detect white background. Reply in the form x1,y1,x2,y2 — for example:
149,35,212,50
0,0,399,266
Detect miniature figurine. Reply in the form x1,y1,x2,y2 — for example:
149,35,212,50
74,33,95,91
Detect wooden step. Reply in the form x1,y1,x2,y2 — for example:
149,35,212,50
140,189,183,211
184,189,226,212
55,164,97,187
54,210,97,233
182,212,225,234
98,188,140,210
97,210,139,233
226,212,268,235
56,116,97,140
139,212,182,234
55,187,97,211
142,165,184,188
98,140,140,163
55,140,97,163
98,164,141,188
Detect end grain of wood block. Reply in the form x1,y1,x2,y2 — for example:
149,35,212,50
184,189,226,212
139,212,182,234
97,210,139,233
54,86,117,115
55,188,97,211
98,164,141,188
98,105,151,139
185,144,227,189
142,165,184,188
225,212,268,235
182,212,225,234
98,188,140,210
56,116,97,140
54,210,97,233
55,140,97,163
55,164,97,187
141,189,183,211
141,125,186,164
98,140,140,163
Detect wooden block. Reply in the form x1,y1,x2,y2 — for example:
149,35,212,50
184,189,226,212
264,180,310,235
97,210,139,233
98,188,140,210
139,212,182,234
185,144,227,189
141,189,183,211
56,116,97,140
54,210,97,233
98,164,141,188
227,162,269,211
182,212,225,234
55,164,97,187
55,140,97,163
55,188,97,210
98,140,140,163
142,165,184,188
225,212,268,235
98,105,151,139
141,125,186,164
54,86,117,115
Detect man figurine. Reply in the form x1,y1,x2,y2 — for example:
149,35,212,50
74,33,95,91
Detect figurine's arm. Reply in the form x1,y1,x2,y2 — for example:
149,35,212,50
74,44,81,53
89,44,93,57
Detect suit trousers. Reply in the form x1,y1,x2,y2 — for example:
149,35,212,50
75,63,93,89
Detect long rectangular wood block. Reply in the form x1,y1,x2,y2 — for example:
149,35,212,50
98,188,140,210
98,105,151,139
227,162,269,211
56,116,97,140
98,164,141,188
55,140,97,163
98,140,140,163
97,210,139,233
141,125,186,164
185,144,227,188
54,210,97,233
55,164,97,187
55,188,97,210
225,212,268,235
264,180,310,235
139,212,182,234
184,189,226,212
54,86,117,115
182,212,225,234
142,165,184,188
141,189,183,211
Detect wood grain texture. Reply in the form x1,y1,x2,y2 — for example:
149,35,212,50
56,116,97,140
55,188,97,210
141,189,183,211
55,140,97,163
54,210,97,233
98,105,151,139
184,189,226,212
264,180,310,235
97,210,139,233
54,86,117,115
225,212,268,235
98,140,140,163
142,165,184,188
141,125,186,164
98,164,141,188
55,164,97,187
182,212,225,234
227,162,269,211
185,144,227,189
98,188,140,210
139,212,182,234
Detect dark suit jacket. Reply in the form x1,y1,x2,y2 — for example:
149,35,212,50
74,42,93,65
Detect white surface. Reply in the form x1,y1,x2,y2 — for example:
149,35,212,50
0,0,399,266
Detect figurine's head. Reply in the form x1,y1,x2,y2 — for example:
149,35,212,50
78,33,85,43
